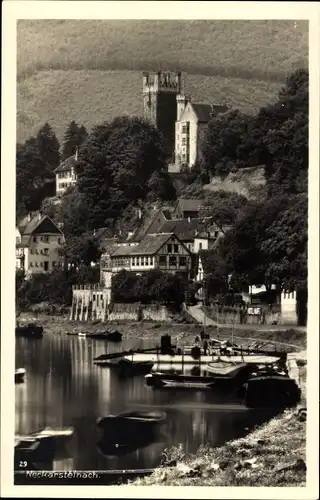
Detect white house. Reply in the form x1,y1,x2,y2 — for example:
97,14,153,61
54,149,79,196
16,212,65,274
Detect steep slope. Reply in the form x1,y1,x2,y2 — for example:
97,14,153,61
17,20,308,143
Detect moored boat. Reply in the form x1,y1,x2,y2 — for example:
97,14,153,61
123,352,281,366
14,435,55,465
15,368,26,383
15,323,43,338
116,359,154,377
243,375,301,408
205,360,248,378
145,373,217,390
26,426,74,442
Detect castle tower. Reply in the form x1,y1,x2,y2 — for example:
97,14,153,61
143,71,184,159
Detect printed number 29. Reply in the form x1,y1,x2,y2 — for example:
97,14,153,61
19,461,27,468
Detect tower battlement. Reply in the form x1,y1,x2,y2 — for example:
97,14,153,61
143,71,184,94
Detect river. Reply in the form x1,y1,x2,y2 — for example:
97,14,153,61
15,331,276,471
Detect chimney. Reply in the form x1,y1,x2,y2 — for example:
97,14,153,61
75,147,79,161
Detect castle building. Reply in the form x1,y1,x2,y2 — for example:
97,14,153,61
175,97,228,168
143,71,184,160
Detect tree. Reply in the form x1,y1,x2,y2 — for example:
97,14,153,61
199,190,250,227
61,121,88,160
261,194,307,290
202,110,252,177
63,232,102,267
146,170,176,202
36,122,61,175
75,116,168,231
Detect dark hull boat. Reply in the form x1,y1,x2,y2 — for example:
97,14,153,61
116,359,154,377
97,410,166,438
243,375,301,408
14,436,55,468
90,329,122,342
15,368,26,383
15,323,43,338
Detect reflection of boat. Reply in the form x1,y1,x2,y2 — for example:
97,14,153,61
97,432,158,457
15,323,43,338
243,375,301,408
205,361,248,378
97,410,166,437
145,373,218,390
15,368,26,383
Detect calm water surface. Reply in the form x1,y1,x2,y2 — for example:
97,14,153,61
15,331,276,471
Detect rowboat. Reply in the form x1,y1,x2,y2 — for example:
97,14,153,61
205,361,248,378
15,368,26,383
97,410,166,437
15,323,43,338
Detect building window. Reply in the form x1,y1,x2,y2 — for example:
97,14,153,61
30,249,34,255
30,262,33,267
179,256,187,267
44,248,49,255
159,255,166,266
136,257,140,266
182,124,189,134
43,236,49,243
141,256,145,266
167,244,172,253
132,257,135,266
44,261,49,271
35,262,38,267
199,242,202,250
33,237,37,242
52,261,56,268
150,256,154,265
58,238,61,244
145,256,149,265
174,244,179,253
169,255,177,266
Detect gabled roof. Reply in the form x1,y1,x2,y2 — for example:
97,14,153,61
17,213,63,237
174,198,205,213
191,103,229,123
111,233,177,257
54,155,80,174
159,217,226,241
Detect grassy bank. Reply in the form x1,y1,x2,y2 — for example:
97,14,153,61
18,313,305,350
133,404,306,487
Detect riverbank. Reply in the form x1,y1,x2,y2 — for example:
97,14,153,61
133,363,307,487
17,313,306,350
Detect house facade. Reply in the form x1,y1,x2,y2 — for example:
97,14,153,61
100,232,193,290
175,97,228,168
16,213,65,274
54,150,79,196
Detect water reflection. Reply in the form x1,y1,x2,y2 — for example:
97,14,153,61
16,332,276,471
